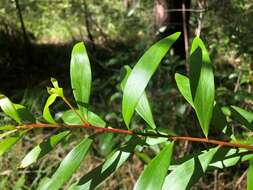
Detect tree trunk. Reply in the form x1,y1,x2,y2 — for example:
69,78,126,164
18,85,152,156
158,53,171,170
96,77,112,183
154,0,191,59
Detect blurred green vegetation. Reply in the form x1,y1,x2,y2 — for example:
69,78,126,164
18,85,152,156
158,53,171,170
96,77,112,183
0,0,252,189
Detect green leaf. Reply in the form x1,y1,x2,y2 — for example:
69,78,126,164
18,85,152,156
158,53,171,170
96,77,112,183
70,42,92,120
47,78,64,98
175,73,194,107
0,125,16,131
122,32,181,128
14,104,36,123
247,160,253,190
162,147,218,190
210,148,253,169
68,136,144,190
20,130,70,168
38,137,93,190
134,142,174,190
189,37,215,137
0,94,21,124
43,94,57,124
230,105,253,131
61,109,106,127
0,130,28,156
121,65,156,129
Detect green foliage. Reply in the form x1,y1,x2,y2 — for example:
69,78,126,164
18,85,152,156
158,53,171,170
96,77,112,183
0,34,252,189
122,32,180,128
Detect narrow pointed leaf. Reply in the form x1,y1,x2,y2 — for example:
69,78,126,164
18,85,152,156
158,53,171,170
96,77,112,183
247,160,253,190
70,42,92,120
162,147,218,190
43,94,57,124
0,130,28,156
231,106,253,131
122,32,181,127
134,142,174,190
20,130,70,168
61,110,106,127
0,125,16,131
175,73,194,107
121,66,156,129
189,38,215,137
68,137,144,190
0,94,21,124
38,137,93,190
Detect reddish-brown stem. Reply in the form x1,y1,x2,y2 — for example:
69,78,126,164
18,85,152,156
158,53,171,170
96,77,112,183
17,123,253,150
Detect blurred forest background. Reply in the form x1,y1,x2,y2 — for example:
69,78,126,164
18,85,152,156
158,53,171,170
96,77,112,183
0,0,253,189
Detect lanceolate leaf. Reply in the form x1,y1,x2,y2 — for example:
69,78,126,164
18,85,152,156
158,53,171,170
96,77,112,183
20,130,70,168
230,105,253,131
0,94,21,124
61,110,106,127
68,136,144,190
247,160,253,190
38,137,93,190
189,38,215,137
121,65,156,129
134,142,174,190
43,94,57,124
162,147,218,190
122,32,181,128
0,130,28,156
70,42,92,121
175,73,194,107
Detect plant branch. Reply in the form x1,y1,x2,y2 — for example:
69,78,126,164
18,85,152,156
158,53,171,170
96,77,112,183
17,123,253,150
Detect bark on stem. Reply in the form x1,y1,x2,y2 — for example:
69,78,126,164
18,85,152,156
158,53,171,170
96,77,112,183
17,123,253,150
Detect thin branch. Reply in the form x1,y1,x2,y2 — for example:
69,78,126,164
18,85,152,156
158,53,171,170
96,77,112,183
17,123,253,150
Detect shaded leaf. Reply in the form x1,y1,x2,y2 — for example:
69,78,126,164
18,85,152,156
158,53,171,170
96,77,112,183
175,73,194,107
134,142,174,190
0,94,21,124
189,38,215,137
70,42,92,120
122,32,181,128
38,137,93,190
14,104,36,123
231,105,253,131
121,65,156,129
68,137,144,190
20,130,70,168
162,147,218,190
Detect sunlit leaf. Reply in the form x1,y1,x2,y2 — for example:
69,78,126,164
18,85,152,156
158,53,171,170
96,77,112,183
38,137,93,190
162,147,218,190
121,65,156,129
134,142,174,190
61,109,106,127
122,32,181,128
43,94,57,124
70,42,92,121
175,73,194,107
0,94,21,124
247,160,253,190
0,125,16,131
20,130,70,168
189,37,215,137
